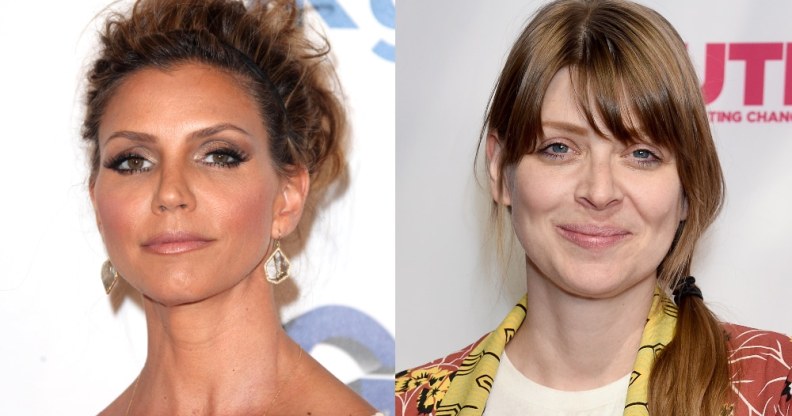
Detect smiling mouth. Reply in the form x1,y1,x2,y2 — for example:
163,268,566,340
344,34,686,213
142,232,214,255
557,224,631,250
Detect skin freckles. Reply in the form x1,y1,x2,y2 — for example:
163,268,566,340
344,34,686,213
90,63,307,306
489,67,687,300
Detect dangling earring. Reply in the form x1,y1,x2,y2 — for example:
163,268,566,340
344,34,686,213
264,239,290,284
101,260,120,294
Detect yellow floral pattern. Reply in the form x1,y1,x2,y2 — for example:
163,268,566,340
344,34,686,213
396,367,454,413
395,288,792,416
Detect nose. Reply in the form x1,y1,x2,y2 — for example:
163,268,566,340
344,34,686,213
151,161,196,213
575,156,623,210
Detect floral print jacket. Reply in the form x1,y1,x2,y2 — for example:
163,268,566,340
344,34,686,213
395,294,792,416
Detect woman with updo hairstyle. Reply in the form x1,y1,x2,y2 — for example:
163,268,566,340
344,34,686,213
396,0,792,415
84,0,377,414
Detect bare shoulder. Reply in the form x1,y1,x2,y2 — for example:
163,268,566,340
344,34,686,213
273,353,377,415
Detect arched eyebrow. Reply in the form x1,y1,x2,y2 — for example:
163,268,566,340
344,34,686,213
541,120,588,136
188,123,253,141
105,130,156,144
104,123,254,144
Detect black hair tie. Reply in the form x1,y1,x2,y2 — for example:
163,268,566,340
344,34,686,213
673,276,703,305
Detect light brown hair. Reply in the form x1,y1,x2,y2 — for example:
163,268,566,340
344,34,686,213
482,0,730,414
83,0,346,199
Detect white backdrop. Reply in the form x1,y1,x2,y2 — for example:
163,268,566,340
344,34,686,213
0,0,394,414
396,0,792,370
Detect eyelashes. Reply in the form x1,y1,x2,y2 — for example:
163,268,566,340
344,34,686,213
537,140,664,168
628,148,662,167
104,152,153,174
539,142,572,160
102,146,250,175
199,147,249,168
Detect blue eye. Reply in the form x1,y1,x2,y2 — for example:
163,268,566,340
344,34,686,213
628,147,663,168
538,142,573,161
549,143,569,153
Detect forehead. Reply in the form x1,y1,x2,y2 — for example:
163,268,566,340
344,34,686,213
540,67,651,145
541,68,579,125
99,63,263,142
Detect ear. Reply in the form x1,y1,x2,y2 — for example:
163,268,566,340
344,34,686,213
271,167,310,239
486,132,511,206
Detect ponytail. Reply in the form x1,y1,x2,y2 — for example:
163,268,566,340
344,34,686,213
476,0,732,412
648,281,732,416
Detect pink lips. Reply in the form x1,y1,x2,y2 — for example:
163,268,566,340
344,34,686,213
557,224,630,250
142,231,214,255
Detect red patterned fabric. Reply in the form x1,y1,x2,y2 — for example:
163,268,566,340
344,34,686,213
396,325,792,415
726,324,792,415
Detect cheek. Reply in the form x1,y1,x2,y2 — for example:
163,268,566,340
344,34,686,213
93,180,149,246
510,164,568,225
508,164,570,247
202,173,277,256
634,176,686,230
218,189,272,241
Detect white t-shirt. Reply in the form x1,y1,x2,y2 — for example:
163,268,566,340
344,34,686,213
484,351,631,416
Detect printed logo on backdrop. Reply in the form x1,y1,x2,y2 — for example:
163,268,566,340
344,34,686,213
241,0,396,62
301,0,395,62
697,42,792,123
285,306,395,414
246,0,395,62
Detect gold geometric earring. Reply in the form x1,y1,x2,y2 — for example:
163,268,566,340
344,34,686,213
101,260,120,294
264,239,290,284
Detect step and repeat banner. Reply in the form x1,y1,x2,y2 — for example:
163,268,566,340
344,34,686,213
397,0,792,370
0,0,394,414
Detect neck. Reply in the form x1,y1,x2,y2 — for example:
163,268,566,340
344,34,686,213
133,270,300,415
506,261,655,391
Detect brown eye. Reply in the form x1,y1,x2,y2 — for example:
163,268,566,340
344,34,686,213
201,149,244,167
108,154,153,173
211,154,230,164
127,157,146,170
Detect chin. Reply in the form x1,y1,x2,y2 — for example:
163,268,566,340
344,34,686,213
133,272,223,307
560,282,630,300
553,267,653,300
137,286,207,307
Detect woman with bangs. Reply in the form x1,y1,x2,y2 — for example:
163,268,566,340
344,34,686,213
395,0,792,415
